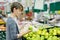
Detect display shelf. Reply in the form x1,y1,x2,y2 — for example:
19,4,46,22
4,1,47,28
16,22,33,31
23,25,60,40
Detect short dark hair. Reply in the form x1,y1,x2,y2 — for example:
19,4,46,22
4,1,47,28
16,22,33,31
11,2,23,12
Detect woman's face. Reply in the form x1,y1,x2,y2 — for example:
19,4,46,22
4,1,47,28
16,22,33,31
15,9,23,18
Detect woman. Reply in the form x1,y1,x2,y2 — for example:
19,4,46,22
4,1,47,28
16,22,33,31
6,2,30,40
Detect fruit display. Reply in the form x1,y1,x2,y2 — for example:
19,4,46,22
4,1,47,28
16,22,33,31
0,19,5,24
23,25,60,40
0,19,6,40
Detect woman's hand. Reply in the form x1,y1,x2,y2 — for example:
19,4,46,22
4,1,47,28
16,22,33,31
17,30,31,38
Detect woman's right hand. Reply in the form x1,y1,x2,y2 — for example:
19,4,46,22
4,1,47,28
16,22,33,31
17,30,31,38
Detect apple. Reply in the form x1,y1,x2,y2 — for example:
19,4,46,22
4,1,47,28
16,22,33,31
40,36,45,40
32,34,36,38
37,30,42,35
45,32,49,38
29,26,33,31
24,34,28,38
52,36,58,40
57,30,60,34
41,31,47,35
57,38,60,40
47,36,53,40
32,35,40,40
27,37,31,39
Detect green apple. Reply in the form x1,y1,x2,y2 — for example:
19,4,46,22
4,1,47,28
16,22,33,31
37,30,42,35
24,34,28,38
29,26,33,31
45,32,49,38
57,30,60,34
28,32,33,38
53,32,57,35
57,38,60,40
40,36,45,40
52,36,58,40
41,31,47,35
31,35,40,40
27,37,31,40
32,34,36,38
45,35,49,39
47,36,53,40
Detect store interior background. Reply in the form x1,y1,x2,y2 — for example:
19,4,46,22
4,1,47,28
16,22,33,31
0,0,60,40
